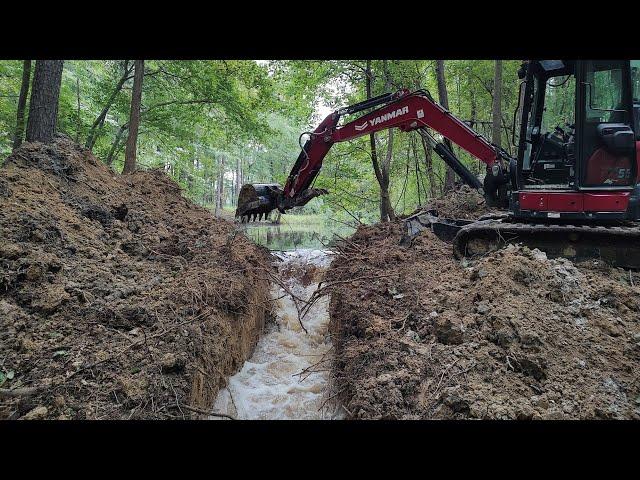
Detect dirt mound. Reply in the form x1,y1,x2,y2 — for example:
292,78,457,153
0,136,271,420
411,184,499,220
327,221,640,419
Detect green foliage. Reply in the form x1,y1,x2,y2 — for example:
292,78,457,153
0,60,24,156
0,59,525,224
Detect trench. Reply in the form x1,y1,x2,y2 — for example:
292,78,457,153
211,245,343,420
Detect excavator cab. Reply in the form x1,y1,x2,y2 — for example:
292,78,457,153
515,60,639,207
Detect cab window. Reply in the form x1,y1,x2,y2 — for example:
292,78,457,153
541,74,575,134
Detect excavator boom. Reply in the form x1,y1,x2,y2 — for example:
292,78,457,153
236,89,510,221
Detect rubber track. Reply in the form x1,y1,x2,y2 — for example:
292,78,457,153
452,219,640,269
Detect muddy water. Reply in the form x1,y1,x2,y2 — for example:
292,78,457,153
211,249,343,420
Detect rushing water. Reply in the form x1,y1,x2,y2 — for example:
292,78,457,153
211,249,343,420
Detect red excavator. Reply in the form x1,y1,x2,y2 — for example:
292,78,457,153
236,60,640,268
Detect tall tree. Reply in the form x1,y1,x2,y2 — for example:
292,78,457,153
365,60,395,222
13,60,31,149
215,154,226,215
235,156,242,206
380,60,396,221
123,60,144,174
492,60,503,147
435,60,455,192
85,61,133,149
25,60,64,144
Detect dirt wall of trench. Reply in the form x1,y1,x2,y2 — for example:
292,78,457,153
0,136,271,420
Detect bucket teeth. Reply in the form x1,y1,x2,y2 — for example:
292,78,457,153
236,208,269,223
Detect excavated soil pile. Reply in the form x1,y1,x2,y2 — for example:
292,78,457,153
413,184,500,220
0,136,270,420
328,222,640,419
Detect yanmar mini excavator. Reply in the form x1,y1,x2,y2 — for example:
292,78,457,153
236,60,640,268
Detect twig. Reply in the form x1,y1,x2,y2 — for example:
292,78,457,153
181,403,236,420
433,358,460,398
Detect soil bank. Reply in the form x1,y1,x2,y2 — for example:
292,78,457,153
327,191,640,419
0,136,271,420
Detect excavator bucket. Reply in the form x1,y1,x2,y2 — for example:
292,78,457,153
235,183,282,222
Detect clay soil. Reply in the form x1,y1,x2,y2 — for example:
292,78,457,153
0,136,271,420
328,198,640,419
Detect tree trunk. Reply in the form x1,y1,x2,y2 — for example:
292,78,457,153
123,60,144,174
85,61,133,149
379,128,396,221
106,124,128,166
435,60,455,192
214,177,219,216
470,89,479,174
420,135,438,199
492,60,503,147
25,60,64,144
217,155,226,211
75,73,81,142
13,60,32,150
379,60,396,222
365,59,395,223
235,156,242,206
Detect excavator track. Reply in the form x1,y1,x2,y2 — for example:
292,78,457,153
452,219,640,269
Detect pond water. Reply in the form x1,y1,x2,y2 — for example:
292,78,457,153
241,217,355,251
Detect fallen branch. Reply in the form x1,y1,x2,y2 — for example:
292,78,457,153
0,387,41,399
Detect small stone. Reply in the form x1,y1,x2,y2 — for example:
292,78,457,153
31,284,70,313
476,301,490,315
443,393,470,414
22,406,48,420
161,353,186,373
376,373,394,385
25,265,43,281
434,317,464,345
516,356,547,381
17,336,36,352
404,329,420,343
521,333,543,347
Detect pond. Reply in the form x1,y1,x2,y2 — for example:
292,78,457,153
240,216,356,251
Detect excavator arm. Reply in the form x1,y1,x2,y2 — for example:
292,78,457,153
236,89,511,221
